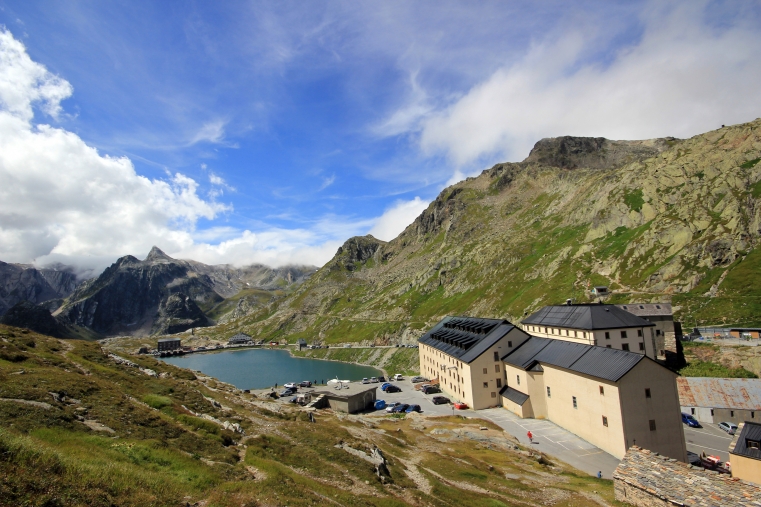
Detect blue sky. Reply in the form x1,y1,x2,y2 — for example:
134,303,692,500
0,1,760,274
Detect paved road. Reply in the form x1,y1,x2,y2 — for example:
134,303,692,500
683,423,734,462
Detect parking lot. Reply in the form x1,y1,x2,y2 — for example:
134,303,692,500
364,379,464,417
683,422,734,462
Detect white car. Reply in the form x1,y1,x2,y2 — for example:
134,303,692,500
283,382,298,389
385,402,401,413
392,374,404,381
718,422,738,435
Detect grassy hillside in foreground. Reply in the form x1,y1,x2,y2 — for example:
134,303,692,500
194,120,761,347
0,325,617,506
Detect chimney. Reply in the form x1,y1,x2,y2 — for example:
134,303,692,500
566,299,572,306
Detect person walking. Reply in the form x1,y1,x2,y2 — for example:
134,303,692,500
527,430,533,443
597,471,602,479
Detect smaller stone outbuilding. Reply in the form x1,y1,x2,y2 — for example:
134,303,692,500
729,421,761,485
312,383,377,414
157,338,181,352
228,333,252,345
614,445,761,507
677,377,761,426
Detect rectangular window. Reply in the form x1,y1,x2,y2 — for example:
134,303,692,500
622,344,630,351
621,331,628,338
547,387,551,397
508,341,512,347
494,351,499,361
602,416,608,427
574,331,577,337
639,342,645,351
496,379,502,388
645,388,651,398
483,368,487,374
731,410,734,417
711,409,714,416
605,331,610,340
691,408,695,415
649,420,656,431
517,375,520,385
483,382,488,388
752,411,755,419
606,345,611,348
599,386,604,395
572,396,577,409
637,329,643,337
494,364,500,373
491,392,497,398
748,440,761,449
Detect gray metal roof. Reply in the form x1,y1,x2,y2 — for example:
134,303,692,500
522,304,654,330
616,303,672,317
500,385,529,405
418,316,524,364
157,338,180,343
730,422,761,461
677,377,761,410
503,336,648,382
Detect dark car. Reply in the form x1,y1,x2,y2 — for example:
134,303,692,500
279,388,297,397
392,404,409,413
422,385,440,394
405,404,422,413
431,396,450,405
299,381,312,388
377,376,386,383
385,385,402,393
681,413,701,428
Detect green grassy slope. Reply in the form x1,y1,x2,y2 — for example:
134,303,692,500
0,325,615,506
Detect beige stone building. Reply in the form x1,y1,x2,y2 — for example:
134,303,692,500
729,421,761,485
501,337,687,461
521,303,658,359
418,316,531,410
615,303,678,360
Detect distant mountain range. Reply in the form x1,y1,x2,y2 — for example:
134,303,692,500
0,247,316,337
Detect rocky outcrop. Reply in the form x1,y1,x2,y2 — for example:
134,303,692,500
0,261,78,316
333,235,386,271
152,293,211,335
0,300,64,337
525,136,671,170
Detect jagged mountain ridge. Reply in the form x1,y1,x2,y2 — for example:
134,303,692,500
0,261,79,316
54,247,316,336
216,118,761,345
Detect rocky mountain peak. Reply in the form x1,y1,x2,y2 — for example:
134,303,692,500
525,135,672,170
334,235,386,271
145,246,174,263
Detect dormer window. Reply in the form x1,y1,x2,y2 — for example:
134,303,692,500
748,440,761,450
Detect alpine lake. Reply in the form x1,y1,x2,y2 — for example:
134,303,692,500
159,347,383,390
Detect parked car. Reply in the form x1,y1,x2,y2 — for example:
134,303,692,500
392,404,410,413
392,374,404,381
279,388,297,396
385,385,402,393
385,402,401,413
681,413,701,428
411,376,426,383
288,396,299,404
374,400,387,410
422,386,441,394
380,382,392,391
431,396,451,405
453,402,469,410
283,382,298,389
377,376,386,382
718,422,738,435
405,404,422,413
299,381,312,388
370,377,378,383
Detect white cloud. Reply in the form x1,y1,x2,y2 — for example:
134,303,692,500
190,119,226,145
414,2,761,166
368,197,428,241
318,174,336,191
0,29,228,274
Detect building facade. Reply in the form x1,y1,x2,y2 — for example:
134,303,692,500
521,303,657,359
157,338,181,351
729,421,761,485
501,337,686,461
418,316,531,410
677,377,761,425
615,303,678,360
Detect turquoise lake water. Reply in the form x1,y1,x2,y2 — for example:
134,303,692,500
160,348,383,389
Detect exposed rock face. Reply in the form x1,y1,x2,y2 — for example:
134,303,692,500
224,119,761,344
0,300,64,337
0,262,79,316
152,293,211,335
56,247,317,336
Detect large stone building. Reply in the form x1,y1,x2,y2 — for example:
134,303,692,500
678,377,761,425
729,421,761,485
521,303,658,359
501,337,687,460
418,317,531,410
615,303,679,361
